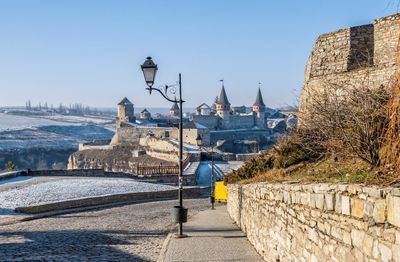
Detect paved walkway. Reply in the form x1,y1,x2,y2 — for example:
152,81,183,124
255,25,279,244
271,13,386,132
162,204,263,261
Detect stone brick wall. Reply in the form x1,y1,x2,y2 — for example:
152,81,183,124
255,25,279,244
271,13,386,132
210,129,272,145
301,14,400,112
227,182,400,262
111,126,175,145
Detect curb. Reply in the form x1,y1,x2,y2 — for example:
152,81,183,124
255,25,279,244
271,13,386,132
157,232,173,262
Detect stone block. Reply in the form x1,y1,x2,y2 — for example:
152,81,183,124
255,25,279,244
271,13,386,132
343,231,352,246
362,234,374,256
363,187,383,198
310,254,318,262
372,240,379,259
378,242,392,262
307,228,319,244
351,198,365,219
393,244,400,262
387,195,400,227
351,229,365,249
342,196,351,216
335,194,342,213
315,194,324,210
324,193,334,211
373,199,386,224
309,193,316,208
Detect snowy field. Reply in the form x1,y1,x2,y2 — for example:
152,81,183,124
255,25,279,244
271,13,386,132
0,177,176,215
0,113,72,131
0,113,113,131
0,113,115,151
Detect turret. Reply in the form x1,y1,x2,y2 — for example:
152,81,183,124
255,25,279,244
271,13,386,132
215,85,231,117
252,88,266,128
252,88,266,113
169,102,180,117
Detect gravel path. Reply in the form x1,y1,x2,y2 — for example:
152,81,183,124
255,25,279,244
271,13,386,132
0,177,176,214
0,198,209,261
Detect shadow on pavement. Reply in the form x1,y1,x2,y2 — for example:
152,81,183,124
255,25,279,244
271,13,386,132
0,229,162,261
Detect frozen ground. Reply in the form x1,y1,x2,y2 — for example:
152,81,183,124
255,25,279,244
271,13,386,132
0,113,72,131
0,113,115,151
0,176,176,214
0,113,114,131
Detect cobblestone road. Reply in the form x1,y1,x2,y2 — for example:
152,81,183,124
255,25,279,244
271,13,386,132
0,198,209,262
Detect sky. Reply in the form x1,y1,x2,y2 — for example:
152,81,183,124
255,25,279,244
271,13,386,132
0,0,399,109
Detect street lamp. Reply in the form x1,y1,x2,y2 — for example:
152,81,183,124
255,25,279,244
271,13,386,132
196,134,215,210
141,57,187,238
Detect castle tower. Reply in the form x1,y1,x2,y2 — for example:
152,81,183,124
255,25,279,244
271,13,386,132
215,83,231,129
252,88,266,128
117,97,135,124
169,102,180,117
215,85,231,117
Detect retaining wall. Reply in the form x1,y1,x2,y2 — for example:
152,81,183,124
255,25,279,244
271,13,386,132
16,187,201,214
228,182,400,262
21,169,197,186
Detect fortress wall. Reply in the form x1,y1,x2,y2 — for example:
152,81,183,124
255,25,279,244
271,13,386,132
191,115,219,129
374,14,400,67
172,128,210,146
210,129,271,144
227,115,255,129
111,126,175,145
139,136,179,162
301,14,400,112
228,182,400,262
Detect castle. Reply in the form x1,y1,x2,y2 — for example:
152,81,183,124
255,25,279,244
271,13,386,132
191,85,267,130
116,84,270,131
112,83,283,149
301,13,400,112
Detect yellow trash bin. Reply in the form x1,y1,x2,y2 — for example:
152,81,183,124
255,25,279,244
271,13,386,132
214,181,228,202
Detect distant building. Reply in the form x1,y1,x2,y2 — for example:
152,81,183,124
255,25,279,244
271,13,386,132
140,108,151,120
196,103,211,116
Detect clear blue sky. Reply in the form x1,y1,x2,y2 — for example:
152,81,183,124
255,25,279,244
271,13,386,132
0,0,398,109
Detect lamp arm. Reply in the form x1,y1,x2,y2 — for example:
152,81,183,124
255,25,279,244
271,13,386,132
147,83,185,104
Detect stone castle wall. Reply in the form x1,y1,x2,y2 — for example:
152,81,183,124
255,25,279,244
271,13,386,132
111,126,175,145
112,125,208,146
191,112,265,130
227,115,256,129
301,14,400,111
210,129,271,144
191,115,219,129
228,182,400,262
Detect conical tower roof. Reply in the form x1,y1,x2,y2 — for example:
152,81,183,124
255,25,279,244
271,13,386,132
253,88,265,107
170,102,180,111
118,97,133,105
217,85,230,106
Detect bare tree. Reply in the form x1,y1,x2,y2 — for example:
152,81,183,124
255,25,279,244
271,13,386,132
300,80,389,166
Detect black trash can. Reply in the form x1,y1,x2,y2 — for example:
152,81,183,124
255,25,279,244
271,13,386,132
173,206,188,223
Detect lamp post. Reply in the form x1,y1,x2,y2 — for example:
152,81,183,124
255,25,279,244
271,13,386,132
196,134,215,210
141,57,187,238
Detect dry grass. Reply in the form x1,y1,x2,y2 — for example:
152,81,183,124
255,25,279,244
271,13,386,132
238,157,400,186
